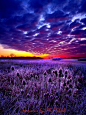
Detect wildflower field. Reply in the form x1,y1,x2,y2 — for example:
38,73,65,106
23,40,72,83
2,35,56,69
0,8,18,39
0,59,86,115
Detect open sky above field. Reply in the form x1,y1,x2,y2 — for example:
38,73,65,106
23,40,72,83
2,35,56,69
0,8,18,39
0,0,86,58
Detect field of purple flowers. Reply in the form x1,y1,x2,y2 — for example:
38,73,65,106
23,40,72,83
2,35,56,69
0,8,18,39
0,59,86,115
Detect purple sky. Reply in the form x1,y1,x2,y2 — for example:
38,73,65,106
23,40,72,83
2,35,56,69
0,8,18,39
0,0,86,57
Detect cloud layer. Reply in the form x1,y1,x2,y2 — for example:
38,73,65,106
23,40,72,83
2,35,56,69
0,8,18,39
0,0,86,57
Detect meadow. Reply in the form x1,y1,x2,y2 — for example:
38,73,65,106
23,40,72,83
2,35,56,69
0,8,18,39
0,59,86,115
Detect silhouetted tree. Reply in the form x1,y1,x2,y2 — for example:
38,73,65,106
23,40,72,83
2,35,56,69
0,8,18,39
1,55,4,57
10,53,16,57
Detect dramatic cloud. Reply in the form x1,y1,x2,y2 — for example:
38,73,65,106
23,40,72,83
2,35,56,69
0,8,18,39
0,0,86,57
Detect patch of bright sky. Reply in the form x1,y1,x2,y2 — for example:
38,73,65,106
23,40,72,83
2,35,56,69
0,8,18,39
46,29,49,31
0,44,34,57
29,37,35,41
59,41,66,44
46,3,57,14
67,34,75,37
72,13,86,22
37,23,51,29
71,28,75,31
39,14,45,21
57,31,62,34
80,38,86,41
23,31,28,34
32,43,35,44
68,38,76,44
75,40,79,42
51,40,57,43
46,23,51,28
33,33,39,36
81,27,86,30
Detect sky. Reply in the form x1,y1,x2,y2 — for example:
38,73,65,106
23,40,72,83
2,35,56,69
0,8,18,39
0,0,86,58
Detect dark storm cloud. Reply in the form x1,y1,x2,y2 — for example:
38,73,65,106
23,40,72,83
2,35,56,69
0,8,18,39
80,1,86,13
0,0,22,19
81,18,86,24
45,10,64,20
36,26,48,32
69,21,80,29
28,0,52,12
0,0,86,56
71,30,86,38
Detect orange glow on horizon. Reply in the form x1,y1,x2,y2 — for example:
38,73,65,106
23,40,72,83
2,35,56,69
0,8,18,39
0,44,49,58
0,44,69,59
